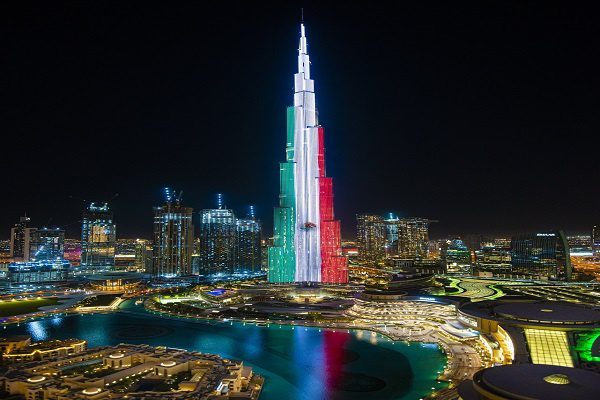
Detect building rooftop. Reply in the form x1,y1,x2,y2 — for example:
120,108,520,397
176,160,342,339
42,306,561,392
85,272,145,281
494,302,600,325
459,300,600,328
458,364,600,400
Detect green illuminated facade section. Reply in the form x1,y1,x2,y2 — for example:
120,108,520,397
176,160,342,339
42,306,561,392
574,330,600,362
268,106,297,283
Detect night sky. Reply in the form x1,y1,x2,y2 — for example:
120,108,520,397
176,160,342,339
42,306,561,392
3,1,599,239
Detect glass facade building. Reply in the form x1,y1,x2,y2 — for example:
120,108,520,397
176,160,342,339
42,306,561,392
444,239,472,273
152,200,194,277
29,228,65,262
80,203,116,274
510,231,571,281
236,217,262,273
356,214,386,266
397,218,432,259
9,216,33,261
384,214,399,257
198,207,237,276
7,260,70,283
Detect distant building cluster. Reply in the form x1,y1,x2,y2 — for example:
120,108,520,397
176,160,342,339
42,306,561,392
356,213,437,272
1,199,598,285
353,212,595,282
0,192,263,285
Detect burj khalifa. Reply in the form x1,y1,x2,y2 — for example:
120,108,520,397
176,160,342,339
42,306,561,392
268,24,348,284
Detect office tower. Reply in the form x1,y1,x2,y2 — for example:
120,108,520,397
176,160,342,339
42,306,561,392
198,194,237,276
235,206,262,273
63,239,81,265
476,238,511,264
397,218,432,259
134,239,152,272
356,214,386,266
80,203,116,274
474,238,512,276
510,231,571,281
29,228,65,261
593,226,600,256
268,23,348,283
152,189,194,277
114,239,136,270
384,213,399,257
443,239,471,272
9,216,34,261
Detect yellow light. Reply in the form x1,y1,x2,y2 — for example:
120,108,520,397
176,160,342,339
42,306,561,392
524,328,573,367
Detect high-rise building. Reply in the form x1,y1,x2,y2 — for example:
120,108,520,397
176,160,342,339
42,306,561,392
268,24,348,283
80,203,116,274
383,213,399,257
63,239,82,266
592,225,600,256
356,214,386,266
510,231,571,281
135,239,152,273
152,189,194,277
29,228,65,261
198,197,237,276
397,218,432,259
9,216,34,261
235,207,262,274
443,239,471,273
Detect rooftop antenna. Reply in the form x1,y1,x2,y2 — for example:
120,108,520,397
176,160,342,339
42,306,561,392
164,187,172,203
248,205,255,219
301,7,304,23
217,193,224,209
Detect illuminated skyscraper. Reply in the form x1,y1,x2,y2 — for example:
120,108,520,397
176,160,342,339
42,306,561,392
443,238,471,273
236,207,262,273
268,23,348,283
397,218,432,259
356,214,386,266
383,213,399,257
198,195,237,276
510,231,571,280
9,216,34,261
80,203,116,274
29,228,65,261
152,189,194,276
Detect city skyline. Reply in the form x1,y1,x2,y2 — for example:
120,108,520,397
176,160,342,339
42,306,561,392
3,6,600,400
3,2,599,239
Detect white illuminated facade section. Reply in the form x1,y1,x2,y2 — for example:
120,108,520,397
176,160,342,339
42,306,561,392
293,24,321,282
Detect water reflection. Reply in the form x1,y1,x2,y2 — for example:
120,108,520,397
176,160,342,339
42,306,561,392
323,330,349,390
27,320,48,340
5,308,447,400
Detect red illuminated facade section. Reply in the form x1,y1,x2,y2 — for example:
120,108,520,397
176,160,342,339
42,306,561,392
318,127,348,283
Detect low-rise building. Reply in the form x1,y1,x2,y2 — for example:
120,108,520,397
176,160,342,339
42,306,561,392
0,342,262,399
1,337,86,362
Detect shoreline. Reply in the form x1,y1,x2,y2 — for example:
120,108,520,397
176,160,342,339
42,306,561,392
4,297,483,399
